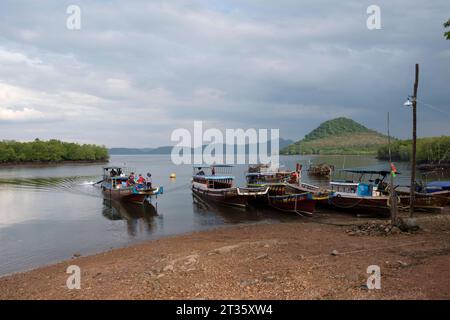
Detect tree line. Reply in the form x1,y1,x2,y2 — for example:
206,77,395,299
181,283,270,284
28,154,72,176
377,136,450,163
0,139,109,163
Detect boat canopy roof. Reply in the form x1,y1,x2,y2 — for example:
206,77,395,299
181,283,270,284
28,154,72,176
427,181,450,188
193,164,234,169
194,174,234,180
110,176,128,180
342,169,400,176
246,172,279,177
103,166,123,170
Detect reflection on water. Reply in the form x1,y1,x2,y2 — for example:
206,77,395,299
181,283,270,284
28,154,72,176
0,154,449,276
102,199,158,236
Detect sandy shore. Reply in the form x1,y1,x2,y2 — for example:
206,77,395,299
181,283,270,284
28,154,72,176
1,214,449,300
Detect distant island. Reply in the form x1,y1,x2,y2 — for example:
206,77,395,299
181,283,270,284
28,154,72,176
281,117,390,155
0,139,109,165
109,146,174,155
109,138,294,155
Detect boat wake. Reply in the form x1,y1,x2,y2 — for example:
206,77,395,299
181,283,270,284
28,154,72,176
0,176,103,198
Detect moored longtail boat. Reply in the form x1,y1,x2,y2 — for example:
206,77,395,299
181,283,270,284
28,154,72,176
192,165,268,208
325,169,399,215
265,183,316,216
307,163,334,177
325,169,448,214
100,166,163,204
421,181,450,205
245,165,317,215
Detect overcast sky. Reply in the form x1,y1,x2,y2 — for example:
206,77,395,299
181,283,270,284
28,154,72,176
0,0,449,147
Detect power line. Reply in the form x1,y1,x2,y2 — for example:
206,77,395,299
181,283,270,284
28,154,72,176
417,99,450,117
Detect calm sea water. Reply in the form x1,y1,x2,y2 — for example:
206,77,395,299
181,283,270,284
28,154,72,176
0,154,446,276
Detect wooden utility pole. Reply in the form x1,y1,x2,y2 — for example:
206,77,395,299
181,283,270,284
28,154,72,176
388,112,397,224
409,64,419,217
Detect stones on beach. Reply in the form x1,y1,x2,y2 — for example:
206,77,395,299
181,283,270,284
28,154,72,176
331,250,339,256
397,260,409,268
72,252,81,258
263,275,276,282
255,253,268,260
346,221,410,237
398,218,420,232
212,244,240,255
163,264,174,272
184,255,199,265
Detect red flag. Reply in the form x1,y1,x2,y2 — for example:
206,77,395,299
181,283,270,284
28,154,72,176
390,163,397,177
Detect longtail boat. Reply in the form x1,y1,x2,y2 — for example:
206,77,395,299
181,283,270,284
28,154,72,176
100,166,163,204
307,163,334,177
326,169,447,214
396,181,449,208
245,165,317,215
421,181,450,205
192,165,268,208
265,183,316,216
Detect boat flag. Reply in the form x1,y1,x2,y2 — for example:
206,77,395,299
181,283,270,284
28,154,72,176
390,163,397,177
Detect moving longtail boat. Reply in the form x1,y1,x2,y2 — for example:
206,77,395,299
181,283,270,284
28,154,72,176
192,165,268,208
100,166,163,204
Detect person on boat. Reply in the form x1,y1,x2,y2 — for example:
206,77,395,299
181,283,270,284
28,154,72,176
127,172,135,186
211,167,216,175
146,173,152,188
137,174,146,184
290,171,299,184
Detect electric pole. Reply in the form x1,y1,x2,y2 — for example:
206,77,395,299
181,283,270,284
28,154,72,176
410,64,419,217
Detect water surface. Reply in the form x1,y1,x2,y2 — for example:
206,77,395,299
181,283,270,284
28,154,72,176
0,154,446,276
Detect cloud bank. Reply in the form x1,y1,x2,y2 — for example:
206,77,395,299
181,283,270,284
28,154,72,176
0,0,449,146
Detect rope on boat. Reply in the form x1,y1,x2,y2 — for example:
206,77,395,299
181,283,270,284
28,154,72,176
266,193,313,217
328,194,365,209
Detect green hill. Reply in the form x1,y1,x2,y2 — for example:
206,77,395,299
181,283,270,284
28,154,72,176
281,117,389,155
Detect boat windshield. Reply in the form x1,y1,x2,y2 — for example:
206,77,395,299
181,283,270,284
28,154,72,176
193,165,234,176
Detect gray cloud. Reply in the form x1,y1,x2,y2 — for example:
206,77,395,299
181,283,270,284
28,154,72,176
0,0,449,147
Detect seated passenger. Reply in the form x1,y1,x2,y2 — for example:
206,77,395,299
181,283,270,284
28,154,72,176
137,174,146,185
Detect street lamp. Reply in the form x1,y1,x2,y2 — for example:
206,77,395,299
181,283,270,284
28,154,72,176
403,96,414,107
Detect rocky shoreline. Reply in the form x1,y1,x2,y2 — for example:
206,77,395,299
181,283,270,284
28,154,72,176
1,215,449,300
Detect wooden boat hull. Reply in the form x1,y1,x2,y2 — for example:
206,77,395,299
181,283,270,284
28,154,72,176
429,191,450,205
399,193,448,208
268,193,316,215
326,194,392,215
248,183,316,215
327,192,447,215
102,188,146,204
102,186,161,204
192,185,248,208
